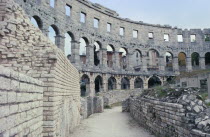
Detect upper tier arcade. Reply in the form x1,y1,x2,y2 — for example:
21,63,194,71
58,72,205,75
15,0,210,77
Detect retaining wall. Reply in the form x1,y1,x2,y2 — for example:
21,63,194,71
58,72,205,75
124,97,210,137
0,65,43,137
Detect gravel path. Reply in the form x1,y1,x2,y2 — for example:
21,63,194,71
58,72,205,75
71,106,154,137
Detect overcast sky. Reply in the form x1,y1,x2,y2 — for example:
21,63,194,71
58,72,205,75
89,0,210,29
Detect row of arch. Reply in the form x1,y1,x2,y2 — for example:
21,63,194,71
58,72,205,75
31,16,210,71
80,74,162,96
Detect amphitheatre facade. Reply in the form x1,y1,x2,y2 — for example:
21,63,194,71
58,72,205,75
0,0,210,137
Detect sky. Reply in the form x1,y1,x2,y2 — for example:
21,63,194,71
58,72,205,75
89,0,210,29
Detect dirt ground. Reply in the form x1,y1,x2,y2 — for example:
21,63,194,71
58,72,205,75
71,106,154,137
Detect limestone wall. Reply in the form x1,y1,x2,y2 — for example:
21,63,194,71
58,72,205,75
124,97,210,137
0,0,81,136
0,65,43,137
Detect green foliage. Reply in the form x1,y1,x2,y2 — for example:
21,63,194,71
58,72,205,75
104,105,112,109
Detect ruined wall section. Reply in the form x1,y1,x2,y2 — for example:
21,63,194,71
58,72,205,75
0,0,81,136
124,97,210,137
0,65,43,137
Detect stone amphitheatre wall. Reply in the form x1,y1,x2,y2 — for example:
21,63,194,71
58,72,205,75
123,97,210,137
0,65,43,137
0,0,81,136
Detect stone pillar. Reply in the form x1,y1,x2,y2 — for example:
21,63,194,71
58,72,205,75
116,78,121,90
101,48,107,68
208,74,210,99
143,81,148,89
128,53,134,71
55,35,65,51
86,45,94,66
159,56,165,71
142,55,148,72
41,23,49,36
89,81,95,97
173,57,179,73
114,51,120,70
200,56,206,70
71,40,80,65
186,57,192,72
130,78,134,89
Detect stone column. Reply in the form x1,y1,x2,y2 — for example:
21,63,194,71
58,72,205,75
55,35,65,51
116,78,121,90
200,56,206,70
142,55,148,72
130,78,134,89
173,57,179,73
86,45,94,66
101,48,107,68
128,53,134,71
186,57,192,72
159,56,165,71
89,81,95,97
208,74,210,99
114,51,120,70
41,23,49,36
71,40,80,65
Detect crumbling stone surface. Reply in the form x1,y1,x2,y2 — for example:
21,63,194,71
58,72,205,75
123,88,210,137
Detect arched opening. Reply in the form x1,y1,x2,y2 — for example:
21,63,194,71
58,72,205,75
119,48,128,69
165,52,173,71
107,45,115,68
79,37,88,64
205,52,210,69
31,16,42,29
134,77,143,89
133,50,142,72
80,74,90,97
48,25,59,45
94,42,101,66
148,76,162,88
64,32,74,59
191,52,200,69
108,77,117,91
121,77,130,90
148,49,159,71
95,75,103,93
166,76,175,84
178,52,186,71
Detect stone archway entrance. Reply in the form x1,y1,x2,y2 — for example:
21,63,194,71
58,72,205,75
95,75,103,93
80,74,90,97
148,76,161,88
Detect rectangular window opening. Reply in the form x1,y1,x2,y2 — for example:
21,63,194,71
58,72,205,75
107,23,111,32
164,34,169,41
190,35,196,42
120,27,125,36
177,34,183,42
205,34,210,42
148,32,154,39
50,0,55,8
94,18,99,28
80,12,86,23
65,5,71,16
133,30,138,38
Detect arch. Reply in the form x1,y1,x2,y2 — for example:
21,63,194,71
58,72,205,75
205,52,210,68
148,76,162,88
121,77,130,90
64,32,74,58
191,52,200,68
148,49,159,70
165,52,173,71
134,77,143,89
48,25,60,45
178,52,186,70
108,77,117,91
119,47,128,69
31,15,42,29
107,45,115,68
94,41,101,66
80,74,90,97
95,75,103,93
79,37,89,64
